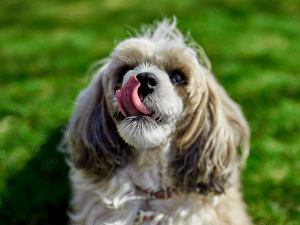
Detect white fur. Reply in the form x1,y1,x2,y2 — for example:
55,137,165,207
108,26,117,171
70,165,221,225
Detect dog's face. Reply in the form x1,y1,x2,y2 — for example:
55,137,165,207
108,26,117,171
101,37,207,149
64,19,249,194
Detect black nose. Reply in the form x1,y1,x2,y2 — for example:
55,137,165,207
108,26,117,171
136,72,158,96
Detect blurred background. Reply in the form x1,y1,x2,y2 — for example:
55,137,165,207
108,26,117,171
0,0,299,224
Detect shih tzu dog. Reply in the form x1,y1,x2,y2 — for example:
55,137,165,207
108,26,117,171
62,18,252,224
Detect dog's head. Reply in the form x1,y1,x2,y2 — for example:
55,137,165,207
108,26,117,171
63,18,249,194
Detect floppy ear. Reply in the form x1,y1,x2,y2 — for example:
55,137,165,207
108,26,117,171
63,66,130,178
173,73,249,194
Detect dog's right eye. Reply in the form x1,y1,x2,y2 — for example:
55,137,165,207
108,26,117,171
117,66,132,84
170,70,187,85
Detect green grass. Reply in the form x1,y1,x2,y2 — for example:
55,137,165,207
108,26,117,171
1,0,300,224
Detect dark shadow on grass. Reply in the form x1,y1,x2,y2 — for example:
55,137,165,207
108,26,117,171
0,125,71,225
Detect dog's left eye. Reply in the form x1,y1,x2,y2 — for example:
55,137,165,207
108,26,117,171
170,70,186,85
117,66,132,84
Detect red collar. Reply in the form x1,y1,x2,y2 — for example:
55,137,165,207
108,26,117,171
134,186,177,223
136,186,177,200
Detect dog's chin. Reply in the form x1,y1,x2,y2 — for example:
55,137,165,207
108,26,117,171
117,115,173,149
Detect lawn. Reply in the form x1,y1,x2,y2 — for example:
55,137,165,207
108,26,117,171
0,0,300,224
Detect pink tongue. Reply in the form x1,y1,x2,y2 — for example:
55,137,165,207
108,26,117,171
115,75,151,117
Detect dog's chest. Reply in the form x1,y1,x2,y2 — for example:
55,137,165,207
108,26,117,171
127,145,175,192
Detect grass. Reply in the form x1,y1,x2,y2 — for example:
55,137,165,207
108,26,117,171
0,0,300,224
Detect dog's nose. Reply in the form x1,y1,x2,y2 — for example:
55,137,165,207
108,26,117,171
136,72,158,95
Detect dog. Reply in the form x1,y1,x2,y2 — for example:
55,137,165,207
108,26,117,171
61,17,252,224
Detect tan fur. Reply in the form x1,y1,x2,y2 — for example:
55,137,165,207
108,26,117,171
61,17,252,224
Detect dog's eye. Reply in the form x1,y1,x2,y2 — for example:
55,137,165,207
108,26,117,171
117,66,132,83
170,70,186,85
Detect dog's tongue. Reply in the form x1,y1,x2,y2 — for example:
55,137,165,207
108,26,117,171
115,75,151,117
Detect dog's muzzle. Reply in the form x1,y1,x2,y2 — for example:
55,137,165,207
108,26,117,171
116,73,158,118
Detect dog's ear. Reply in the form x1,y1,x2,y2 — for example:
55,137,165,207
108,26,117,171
173,73,249,194
62,65,130,178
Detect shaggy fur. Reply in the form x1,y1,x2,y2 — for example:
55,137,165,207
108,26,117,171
61,17,252,224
